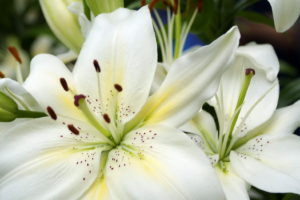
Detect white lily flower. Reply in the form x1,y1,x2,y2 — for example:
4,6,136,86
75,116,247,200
184,43,300,200
267,0,300,32
0,6,240,199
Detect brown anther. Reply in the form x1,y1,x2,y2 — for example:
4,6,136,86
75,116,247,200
0,71,5,78
74,94,86,107
197,0,203,12
47,106,57,120
8,46,22,64
162,0,173,9
93,59,101,73
114,84,123,92
140,0,146,6
149,0,161,10
173,0,179,14
103,113,111,123
59,78,69,91
245,68,255,76
68,124,80,135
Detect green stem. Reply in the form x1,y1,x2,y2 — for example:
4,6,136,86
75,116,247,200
15,110,47,118
174,1,182,59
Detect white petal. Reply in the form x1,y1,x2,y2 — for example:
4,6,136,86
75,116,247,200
190,110,218,140
235,75,278,137
150,63,167,94
104,125,225,200
231,133,300,194
182,110,219,154
23,54,86,122
216,165,250,200
210,44,279,136
0,118,106,199
236,43,279,81
259,100,300,136
0,118,106,176
0,78,41,111
267,0,300,32
79,178,116,200
78,12,92,38
73,6,157,123
0,119,33,136
142,26,240,127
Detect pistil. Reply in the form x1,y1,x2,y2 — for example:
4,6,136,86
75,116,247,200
218,68,255,160
229,68,255,135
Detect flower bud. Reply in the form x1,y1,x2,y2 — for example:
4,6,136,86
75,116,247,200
39,0,84,53
0,91,18,122
85,0,124,15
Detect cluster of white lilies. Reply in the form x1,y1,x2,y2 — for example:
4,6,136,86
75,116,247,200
0,2,300,200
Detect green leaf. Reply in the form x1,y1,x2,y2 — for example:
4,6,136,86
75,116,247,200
282,194,300,200
83,0,91,20
279,78,300,107
237,11,274,27
279,60,298,76
126,0,141,9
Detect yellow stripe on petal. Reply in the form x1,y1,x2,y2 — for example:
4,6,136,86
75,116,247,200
83,177,109,199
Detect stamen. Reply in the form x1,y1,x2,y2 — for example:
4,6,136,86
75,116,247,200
8,46,22,64
47,106,57,120
103,113,111,123
114,84,123,92
74,94,86,107
0,71,5,78
68,124,80,135
59,78,69,91
245,68,255,76
93,59,101,73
